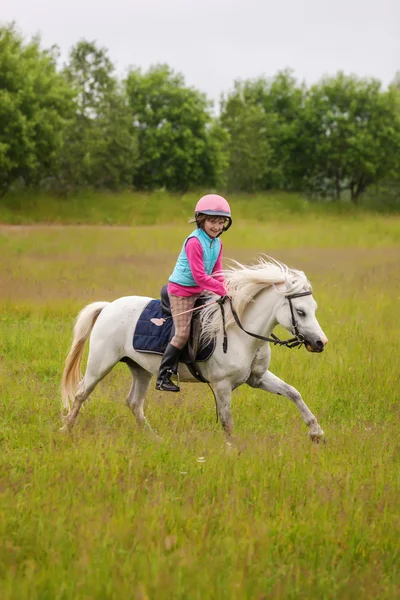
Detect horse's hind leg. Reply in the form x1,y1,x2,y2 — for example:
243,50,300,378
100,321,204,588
62,352,118,432
125,361,157,436
61,380,91,431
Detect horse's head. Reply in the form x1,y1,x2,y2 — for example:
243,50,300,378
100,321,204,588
275,286,328,353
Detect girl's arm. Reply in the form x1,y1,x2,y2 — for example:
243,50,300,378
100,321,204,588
185,238,227,296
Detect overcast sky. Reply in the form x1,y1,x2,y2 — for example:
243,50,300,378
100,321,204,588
3,0,399,107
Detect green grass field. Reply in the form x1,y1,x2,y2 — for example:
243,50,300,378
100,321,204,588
1,213,400,599
0,189,395,226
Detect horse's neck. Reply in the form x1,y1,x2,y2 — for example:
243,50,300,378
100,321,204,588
237,287,279,342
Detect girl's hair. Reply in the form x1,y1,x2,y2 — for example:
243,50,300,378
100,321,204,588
189,213,228,228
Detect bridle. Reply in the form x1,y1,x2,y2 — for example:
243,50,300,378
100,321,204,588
285,291,314,343
218,291,313,353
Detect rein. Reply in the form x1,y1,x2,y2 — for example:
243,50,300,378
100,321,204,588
217,291,313,353
154,291,313,352
150,298,218,327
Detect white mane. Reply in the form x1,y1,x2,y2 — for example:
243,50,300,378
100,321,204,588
199,256,312,346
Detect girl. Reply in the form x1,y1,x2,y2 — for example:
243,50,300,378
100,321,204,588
156,194,232,392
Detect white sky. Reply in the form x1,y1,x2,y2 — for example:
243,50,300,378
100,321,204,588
3,0,399,108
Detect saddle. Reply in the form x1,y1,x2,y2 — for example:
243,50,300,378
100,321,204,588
132,285,216,382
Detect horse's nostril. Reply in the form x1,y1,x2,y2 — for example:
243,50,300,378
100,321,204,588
316,340,324,350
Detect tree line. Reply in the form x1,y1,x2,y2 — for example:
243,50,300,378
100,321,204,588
1,23,400,203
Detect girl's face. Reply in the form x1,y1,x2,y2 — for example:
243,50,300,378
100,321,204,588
203,217,227,238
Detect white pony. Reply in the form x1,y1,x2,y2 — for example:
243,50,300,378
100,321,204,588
61,257,328,442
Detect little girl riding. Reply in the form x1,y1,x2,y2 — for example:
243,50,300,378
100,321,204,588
156,194,232,392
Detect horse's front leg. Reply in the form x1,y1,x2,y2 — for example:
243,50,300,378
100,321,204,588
213,380,234,440
247,370,325,443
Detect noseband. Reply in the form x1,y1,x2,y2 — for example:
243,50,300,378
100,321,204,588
218,291,313,353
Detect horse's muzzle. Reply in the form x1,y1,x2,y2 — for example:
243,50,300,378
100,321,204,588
305,339,325,353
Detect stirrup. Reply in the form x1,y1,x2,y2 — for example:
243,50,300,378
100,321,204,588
156,377,180,392
156,369,179,392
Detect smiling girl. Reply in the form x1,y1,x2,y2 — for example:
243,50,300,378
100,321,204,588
155,194,232,392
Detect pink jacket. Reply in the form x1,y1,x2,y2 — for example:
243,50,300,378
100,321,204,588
168,237,226,297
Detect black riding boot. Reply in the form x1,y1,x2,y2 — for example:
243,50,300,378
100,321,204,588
155,343,182,392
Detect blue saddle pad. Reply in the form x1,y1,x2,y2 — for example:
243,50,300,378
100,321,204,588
133,299,215,363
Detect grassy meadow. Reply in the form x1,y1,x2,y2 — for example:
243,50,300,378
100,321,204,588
0,189,394,226
1,203,400,598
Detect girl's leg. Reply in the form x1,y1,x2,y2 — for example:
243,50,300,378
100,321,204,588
155,294,200,392
169,294,200,350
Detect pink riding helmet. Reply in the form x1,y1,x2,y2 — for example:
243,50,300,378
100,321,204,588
195,194,232,233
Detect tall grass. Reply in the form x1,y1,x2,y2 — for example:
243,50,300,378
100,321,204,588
0,214,399,599
0,189,396,226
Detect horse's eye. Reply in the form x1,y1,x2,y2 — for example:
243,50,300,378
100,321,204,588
296,309,306,317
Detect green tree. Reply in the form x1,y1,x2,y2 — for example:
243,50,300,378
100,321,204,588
220,90,276,191
295,73,400,202
220,71,305,190
64,39,116,117
59,40,138,189
390,71,400,92
125,65,226,191
0,24,74,194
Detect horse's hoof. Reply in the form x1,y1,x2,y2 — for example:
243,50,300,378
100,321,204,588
309,424,324,443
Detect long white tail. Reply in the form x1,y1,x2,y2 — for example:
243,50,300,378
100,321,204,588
61,302,109,412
